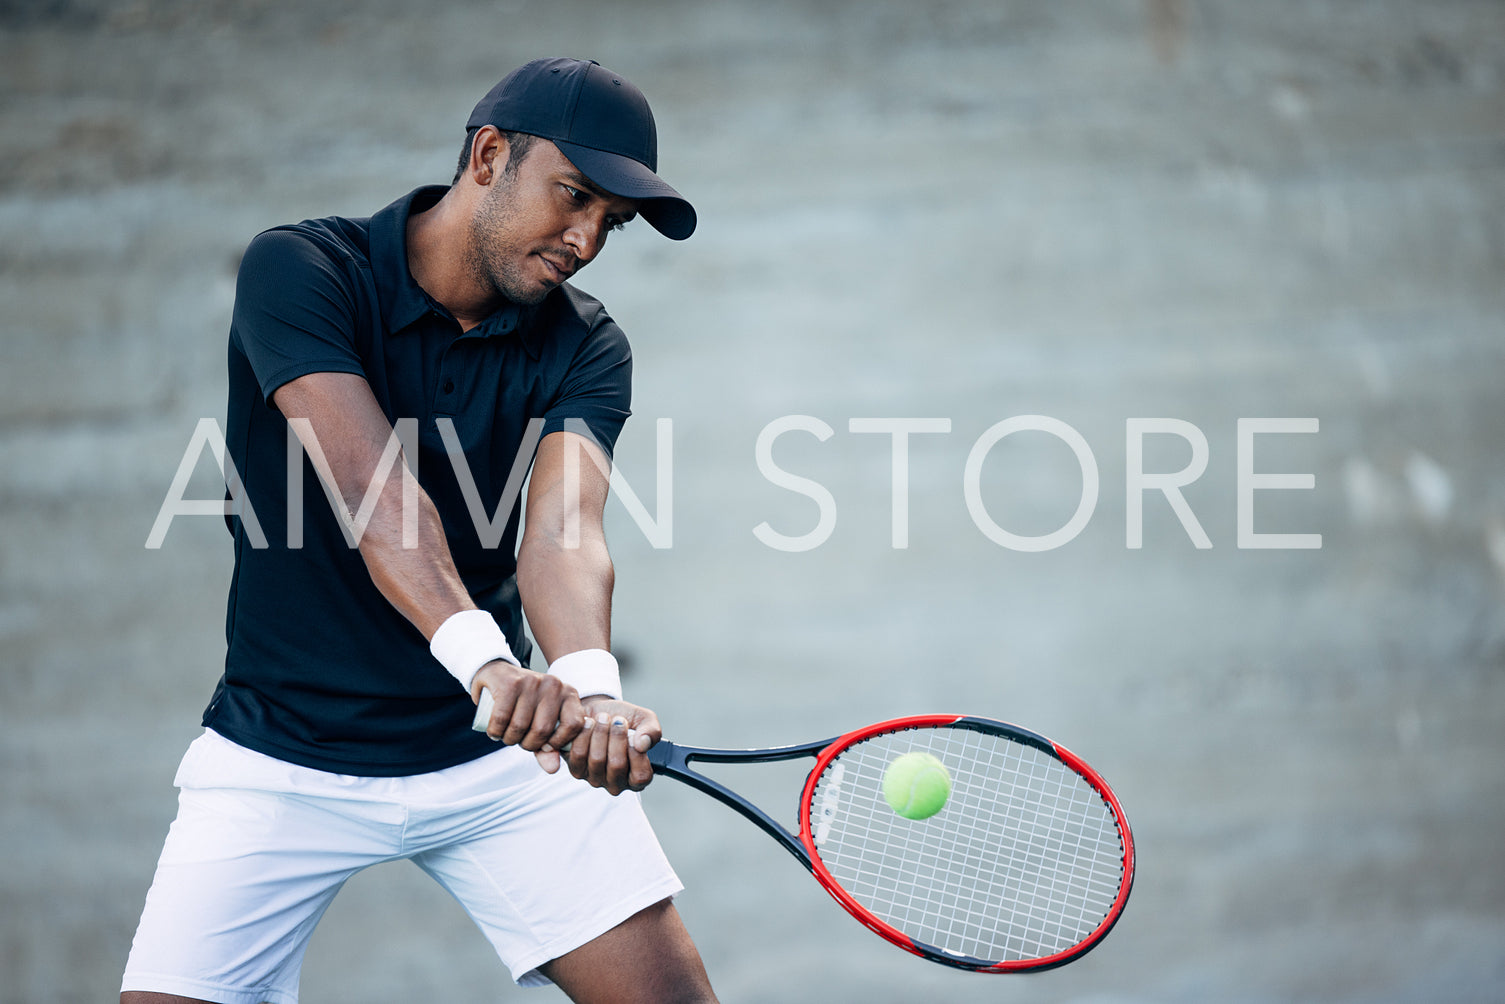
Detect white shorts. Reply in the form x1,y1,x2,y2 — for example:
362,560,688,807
121,729,682,1004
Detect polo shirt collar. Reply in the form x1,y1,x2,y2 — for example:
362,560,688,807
369,186,446,335
368,185,547,358
468,298,542,357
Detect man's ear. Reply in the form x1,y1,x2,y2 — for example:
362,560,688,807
468,126,506,186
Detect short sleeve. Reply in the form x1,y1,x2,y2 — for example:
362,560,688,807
230,228,367,405
540,315,633,459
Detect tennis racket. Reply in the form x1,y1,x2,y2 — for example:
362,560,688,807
473,704,1135,972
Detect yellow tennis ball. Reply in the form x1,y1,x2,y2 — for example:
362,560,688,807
882,751,951,820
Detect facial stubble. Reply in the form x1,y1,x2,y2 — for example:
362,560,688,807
466,174,552,307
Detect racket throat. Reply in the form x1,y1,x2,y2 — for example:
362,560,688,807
649,741,815,869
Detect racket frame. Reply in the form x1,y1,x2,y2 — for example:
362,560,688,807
650,713,1135,973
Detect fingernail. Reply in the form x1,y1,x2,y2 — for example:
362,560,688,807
612,716,627,728
541,744,553,753
581,717,594,730
633,733,651,752
597,712,611,726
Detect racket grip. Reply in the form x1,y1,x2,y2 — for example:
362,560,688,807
471,688,640,749
471,688,495,732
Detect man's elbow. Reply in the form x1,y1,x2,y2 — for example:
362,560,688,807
517,526,614,581
520,522,611,560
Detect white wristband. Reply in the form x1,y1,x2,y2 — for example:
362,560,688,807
547,648,622,701
429,609,519,694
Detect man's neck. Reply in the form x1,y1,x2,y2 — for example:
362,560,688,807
405,190,497,332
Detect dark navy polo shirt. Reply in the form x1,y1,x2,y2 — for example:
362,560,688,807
204,185,632,776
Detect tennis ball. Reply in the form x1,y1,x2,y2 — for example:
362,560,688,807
882,751,951,820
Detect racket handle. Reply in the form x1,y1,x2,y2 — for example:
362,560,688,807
471,688,495,732
471,688,641,749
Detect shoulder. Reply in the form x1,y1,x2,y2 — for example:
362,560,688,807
234,218,376,326
239,216,371,286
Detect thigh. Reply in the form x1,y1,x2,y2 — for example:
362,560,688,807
541,898,717,1004
412,765,685,990
121,786,395,1004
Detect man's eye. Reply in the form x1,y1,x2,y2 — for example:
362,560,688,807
563,185,586,203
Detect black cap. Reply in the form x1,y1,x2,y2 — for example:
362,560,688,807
466,57,696,240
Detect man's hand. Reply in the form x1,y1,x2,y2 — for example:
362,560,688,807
470,660,585,774
567,697,661,796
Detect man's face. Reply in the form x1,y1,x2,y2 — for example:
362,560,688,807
466,137,640,306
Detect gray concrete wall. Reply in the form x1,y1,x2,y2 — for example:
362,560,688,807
3,1,1503,1001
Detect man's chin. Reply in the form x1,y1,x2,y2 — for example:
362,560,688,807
498,278,554,307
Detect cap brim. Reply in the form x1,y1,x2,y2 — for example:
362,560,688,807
555,139,697,241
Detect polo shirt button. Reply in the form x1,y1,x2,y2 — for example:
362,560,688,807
442,378,455,394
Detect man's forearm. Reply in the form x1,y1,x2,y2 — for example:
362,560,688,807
516,530,614,665
274,370,480,644
355,464,476,641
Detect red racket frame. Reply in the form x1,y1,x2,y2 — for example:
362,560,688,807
793,714,1136,972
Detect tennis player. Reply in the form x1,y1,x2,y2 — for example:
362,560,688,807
121,58,717,1004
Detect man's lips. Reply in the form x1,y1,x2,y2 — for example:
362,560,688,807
538,254,574,282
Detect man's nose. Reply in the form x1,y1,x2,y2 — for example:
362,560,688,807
564,218,606,264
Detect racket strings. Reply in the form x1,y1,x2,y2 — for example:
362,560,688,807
808,726,1125,964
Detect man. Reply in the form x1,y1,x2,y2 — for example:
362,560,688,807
121,57,717,1003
